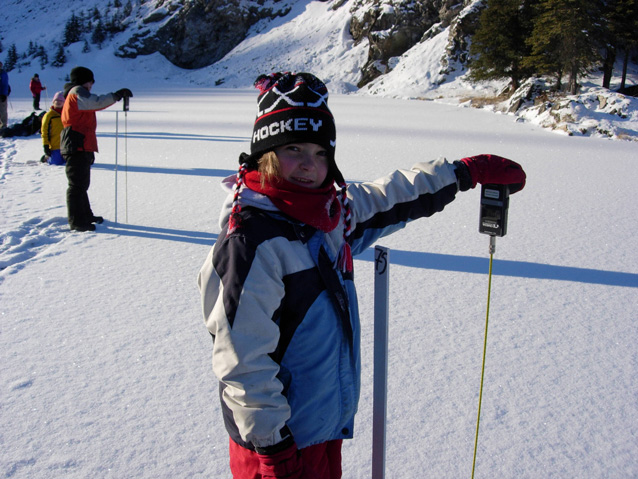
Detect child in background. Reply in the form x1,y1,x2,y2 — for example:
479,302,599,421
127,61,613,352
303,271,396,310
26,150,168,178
198,72,527,479
41,91,65,166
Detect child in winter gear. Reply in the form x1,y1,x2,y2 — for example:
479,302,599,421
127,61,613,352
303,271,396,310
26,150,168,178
30,74,46,110
60,66,132,232
197,72,526,479
41,91,65,165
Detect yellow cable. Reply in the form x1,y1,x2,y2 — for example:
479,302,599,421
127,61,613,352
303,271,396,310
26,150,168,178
471,242,494,479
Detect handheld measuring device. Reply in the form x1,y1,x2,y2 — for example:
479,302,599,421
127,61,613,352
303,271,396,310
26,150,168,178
479,184,509,237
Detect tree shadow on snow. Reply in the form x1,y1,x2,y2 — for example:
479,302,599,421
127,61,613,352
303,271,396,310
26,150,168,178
97,131,250,143
92,162,236,178
104,222,218,246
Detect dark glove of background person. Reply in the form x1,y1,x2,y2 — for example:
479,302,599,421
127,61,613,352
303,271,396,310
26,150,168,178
0,95,6,101
113,88,133,101
454,154,526,193
43,145,51,156
257,442,321,479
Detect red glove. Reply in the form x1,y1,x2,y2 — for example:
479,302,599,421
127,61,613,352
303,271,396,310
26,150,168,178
459,154,526,193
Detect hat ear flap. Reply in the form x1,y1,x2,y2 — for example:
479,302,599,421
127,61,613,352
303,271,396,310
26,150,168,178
238,152,259,170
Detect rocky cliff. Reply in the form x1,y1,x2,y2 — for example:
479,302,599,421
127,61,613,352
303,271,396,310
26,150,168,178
116,0,481,84
117,0,297,69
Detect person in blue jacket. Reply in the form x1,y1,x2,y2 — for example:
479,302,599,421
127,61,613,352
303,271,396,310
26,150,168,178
198,72,527,479
0,61,11,131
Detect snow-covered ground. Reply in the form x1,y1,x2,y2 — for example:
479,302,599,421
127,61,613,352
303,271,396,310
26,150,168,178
2,72,637,478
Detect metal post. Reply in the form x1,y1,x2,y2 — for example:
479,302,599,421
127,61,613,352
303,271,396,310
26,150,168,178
372,245,390,479
114,111,119,223
123,96,129,223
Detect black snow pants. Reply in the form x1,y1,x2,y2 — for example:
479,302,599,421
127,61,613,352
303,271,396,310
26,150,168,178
64,151,95,228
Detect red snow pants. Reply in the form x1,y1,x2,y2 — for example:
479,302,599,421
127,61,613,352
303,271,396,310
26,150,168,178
229,438,343,479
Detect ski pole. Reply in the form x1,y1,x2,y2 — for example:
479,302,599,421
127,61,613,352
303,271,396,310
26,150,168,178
471,184,509,478
372,245,390,479
115,110,119,223
123,96,129,223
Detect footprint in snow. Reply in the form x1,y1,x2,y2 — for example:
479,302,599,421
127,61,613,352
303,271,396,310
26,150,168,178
0,216,69,277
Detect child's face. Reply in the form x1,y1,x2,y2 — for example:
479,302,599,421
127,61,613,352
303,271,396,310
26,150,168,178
52,100,64,109
274,143,329,189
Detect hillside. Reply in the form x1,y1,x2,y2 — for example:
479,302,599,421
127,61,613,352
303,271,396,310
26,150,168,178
1,0,637,140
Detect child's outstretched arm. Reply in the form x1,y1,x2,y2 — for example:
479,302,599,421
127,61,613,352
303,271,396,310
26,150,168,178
344,156,526,255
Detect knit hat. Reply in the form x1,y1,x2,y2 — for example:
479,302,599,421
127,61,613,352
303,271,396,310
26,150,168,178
231,72,353,272
52,91,65,103
70,66,95,86
242,72,343,184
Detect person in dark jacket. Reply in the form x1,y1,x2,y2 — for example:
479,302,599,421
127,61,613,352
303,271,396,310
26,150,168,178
60,66,132,232
0,61,10,130
198,72,527,479
29,73,46,110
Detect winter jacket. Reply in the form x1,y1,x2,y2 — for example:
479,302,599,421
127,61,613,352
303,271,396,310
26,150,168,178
0,70,9,97
198,157,461,451
30,78,44,96
61,84,116,153
41,108,62,150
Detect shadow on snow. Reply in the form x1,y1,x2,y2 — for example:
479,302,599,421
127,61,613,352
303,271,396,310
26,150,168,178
102,222,638,288
355,248,638,288
92,162,236,178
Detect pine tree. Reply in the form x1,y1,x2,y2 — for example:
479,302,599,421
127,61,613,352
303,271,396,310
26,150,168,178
608,0,638,90
63,13,83,46
51,44,67,67
523,0,599,93
4,44,19,71
91,20,107,48
38,46,48,69
469,0,536,92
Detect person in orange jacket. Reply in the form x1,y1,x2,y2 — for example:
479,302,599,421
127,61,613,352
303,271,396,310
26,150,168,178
60,66,132,232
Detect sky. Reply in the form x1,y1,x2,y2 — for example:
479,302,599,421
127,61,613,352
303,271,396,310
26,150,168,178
1,1,637,478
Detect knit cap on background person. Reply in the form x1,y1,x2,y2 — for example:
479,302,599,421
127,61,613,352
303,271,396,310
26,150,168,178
52,91,65,104
69,66,94,86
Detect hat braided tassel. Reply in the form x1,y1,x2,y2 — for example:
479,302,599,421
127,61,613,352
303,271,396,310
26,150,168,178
337,183,353,273
227,163,248,235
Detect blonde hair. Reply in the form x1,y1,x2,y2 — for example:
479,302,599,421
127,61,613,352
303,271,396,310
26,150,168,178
257,151,281,187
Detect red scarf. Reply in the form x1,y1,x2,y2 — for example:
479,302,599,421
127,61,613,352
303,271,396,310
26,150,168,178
243,170,341,233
